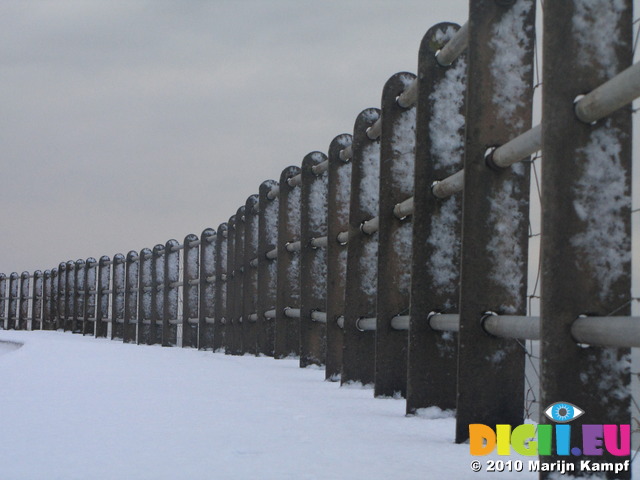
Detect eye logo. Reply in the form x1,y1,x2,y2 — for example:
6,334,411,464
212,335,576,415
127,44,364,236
544,402,584,423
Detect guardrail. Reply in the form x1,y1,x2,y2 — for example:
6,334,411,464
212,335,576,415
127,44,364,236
1,2,638,477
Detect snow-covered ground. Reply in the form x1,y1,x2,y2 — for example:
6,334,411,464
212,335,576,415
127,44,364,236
0,330,636,480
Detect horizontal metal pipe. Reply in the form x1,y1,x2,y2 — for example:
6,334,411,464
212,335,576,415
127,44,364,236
336,230,350,245
393,196,414,219
169,281,183,288
482,314,539,340
206,235,216,243
428,313,460,332
187,279,200,286
249,258,258,268
575,61,640,124
311,311,327,323
267,186,280,200
397,80,418,109
287,174,302,187
264,309,277,319
572,316,640,348
390,315,410,331
285,241,301,252
248,313,259,322
490,124,541,169
339,145,352,162
356,317,377,332
361,216,379,235
366,118,382,140
266,248,278,260
311,236,328,249
311,160,329,175
187,317,199,325
171,244,185,252
436,21,469,67
168,319,180,325
143,286,153,293
206,275,215,283
284,307,301,319
189,239,201,248
432,170,465,199
204,317,215,324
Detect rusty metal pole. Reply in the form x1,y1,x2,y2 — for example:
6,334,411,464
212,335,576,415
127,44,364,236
540,2,633,476
455,0,535,443
72,260,85,333
275,166,302,358
257,180,278,357
375,72,416,398
0,273,6,330
95,256,111,338
198,228,216,350
325,134,352,381
64,260,75,331
224,215,236,354
300,152,329,368
49,268,58,331
83,258,97,336
181,234,199,349
233,206,246,355
243,195,260,355
137,248,153,344
7,272,18,330
213,223,228,352
42,270,52,331
149,245,165,345
123,251,139,344
407,22,467,414
111,254,125,341
56,262,66,330
31,270,43,331
163,240,179,347
342,108,381,386
18,272,30,330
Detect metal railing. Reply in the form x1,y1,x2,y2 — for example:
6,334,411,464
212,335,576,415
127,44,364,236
1,4,638,475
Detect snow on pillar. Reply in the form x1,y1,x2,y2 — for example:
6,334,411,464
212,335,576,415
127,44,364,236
342,108,381,386
181,234,199,349
300,151,329,368
375,72,416,398
198,228,216,350
243,195,260,355
275,166,302,358
325,134,352,381
123,251,139,344
407,22,466,415
257,181,278,357
455,0,535,443
540,1,633,475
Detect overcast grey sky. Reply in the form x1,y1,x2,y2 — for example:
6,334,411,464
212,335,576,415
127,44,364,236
1,0,471,274
0,0,638,296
